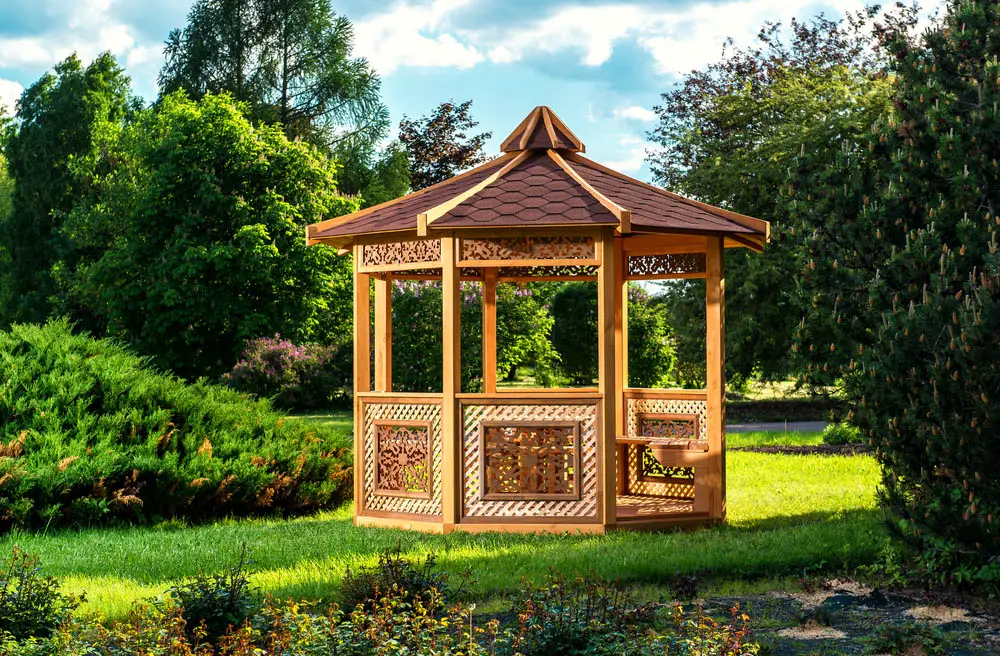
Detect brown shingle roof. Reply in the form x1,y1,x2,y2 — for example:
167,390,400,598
307,107,768,245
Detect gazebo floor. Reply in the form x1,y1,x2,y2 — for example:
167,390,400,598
616,494,694,518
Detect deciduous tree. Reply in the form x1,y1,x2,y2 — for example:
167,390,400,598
399,100,491,191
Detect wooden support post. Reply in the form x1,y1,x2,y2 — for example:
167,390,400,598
705,237,726,520
614,237,628,495
353,248,372,521
597,230,618,528
373,276,392,392
441,236,461,529
482,268,498,394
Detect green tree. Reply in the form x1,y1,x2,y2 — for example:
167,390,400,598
399,100,491,191
627,286,677,388
495,284,559,386
160,0,387,151
647,10,903,384
62,92,357,378
790,0,1000,585
0,53,134,327
334,140,411,208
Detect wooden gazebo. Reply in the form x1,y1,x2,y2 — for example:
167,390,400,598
307,107,769,534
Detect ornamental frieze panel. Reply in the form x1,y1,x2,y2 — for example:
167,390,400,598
360,240,441,269
461,236,596,263
627,253,706,278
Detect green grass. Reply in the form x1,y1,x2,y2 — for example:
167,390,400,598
285,409,353,436
727,430,824,448
0,439,883,619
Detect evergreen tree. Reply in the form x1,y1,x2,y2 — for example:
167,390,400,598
791,0,1000,585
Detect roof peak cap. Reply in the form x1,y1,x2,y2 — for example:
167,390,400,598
500,106,585,153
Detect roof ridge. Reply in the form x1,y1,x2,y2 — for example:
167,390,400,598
564,152,769,238
546,149,630,233
306,152,515,244
418,150,532,236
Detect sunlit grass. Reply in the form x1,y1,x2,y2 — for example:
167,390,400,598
1,441,882,619
727,431,824,448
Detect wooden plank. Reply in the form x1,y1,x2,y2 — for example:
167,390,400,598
355,392,444,402
441,237,461,527
482,269,498,394
614,236,628,496
454,522,606,535
457,257,601,268
373,276,392,392
596,230,617,528
353,249,372,522
705,236,726,521
355,514,448,534
454,391,602,401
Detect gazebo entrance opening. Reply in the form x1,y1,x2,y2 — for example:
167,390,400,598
307,107,769,534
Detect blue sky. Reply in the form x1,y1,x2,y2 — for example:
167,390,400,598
0,0,944,181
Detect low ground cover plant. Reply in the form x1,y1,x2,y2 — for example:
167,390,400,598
0,321,351,531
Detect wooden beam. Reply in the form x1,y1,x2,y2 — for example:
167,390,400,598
705,237,726,521
441,237,462,528
597,230,617,528
374,275,392,392
353,248,372,521
482,268,498,394
614,236,628,496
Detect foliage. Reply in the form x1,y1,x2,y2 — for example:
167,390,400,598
61,91,357,379
0,53,135,328
865,621,946,656
0,320,351,531
0,546,79,640
627,285,676,388
399,100,492,191
161,545,258,643
334,140,411,208
224,335,349,411
340,546,457,612
788,0,1000,587
647,9,907,383
821,423,863,446
160,0,387,152
495,284,560,386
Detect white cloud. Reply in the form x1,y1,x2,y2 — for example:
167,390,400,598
0,78,23,114
601,135,647,172
353,0,483,74
613,105,656,122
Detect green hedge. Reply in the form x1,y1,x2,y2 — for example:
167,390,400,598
0,321,351,531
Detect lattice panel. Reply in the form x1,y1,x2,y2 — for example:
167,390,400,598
374,421,432,497
481,423,580,500
461,237,596,262
361,240,441,268
463,403,599,518
626,445,696,499
626,397,708,442
627,253,706,278
362,402,442,517
497,265,599,279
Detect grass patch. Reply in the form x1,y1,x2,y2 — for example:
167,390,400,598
727,431,824,448
0,447,882,619
285,410,353,436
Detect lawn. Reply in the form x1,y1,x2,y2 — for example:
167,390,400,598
0,423,882,619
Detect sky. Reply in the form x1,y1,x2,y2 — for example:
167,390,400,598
0,0,946,182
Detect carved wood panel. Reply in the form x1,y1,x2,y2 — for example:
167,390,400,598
360,240,441,270
480,422,580,500
626,253,706,279
461,236,596,263
374,421,432,498
638,447,695,485
639,413,699,441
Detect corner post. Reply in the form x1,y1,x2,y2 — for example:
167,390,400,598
441,236,462,529
705,237,726,520
373,275,392,392
614,237,628,495
353,247,372,521
597,230,618,529
482,268,498,394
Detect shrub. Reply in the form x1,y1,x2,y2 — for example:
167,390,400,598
224,335,349,412
0,547,79,640
821,422,863,446
340,546,458,611
551,282,599,384
161,546,259,643
627,286,677,388
0,320,352,531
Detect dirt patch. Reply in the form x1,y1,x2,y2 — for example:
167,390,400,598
777,620,848,640
907,605,984,625
732,443,870,456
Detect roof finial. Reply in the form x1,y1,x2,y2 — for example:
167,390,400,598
500,106,586,153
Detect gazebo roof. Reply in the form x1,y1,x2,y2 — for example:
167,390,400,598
307,107,769,250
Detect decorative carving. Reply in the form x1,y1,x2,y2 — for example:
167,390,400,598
627,253,706,279
362,400,442,517
496,265,599,279
462,402,599,518
361,240,441,269
626,396,708,442
480,422,579,500
639,448,695,484
374,421,432,498
639,414,700,441
461,236,596,262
